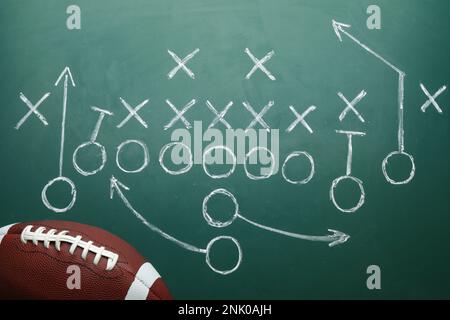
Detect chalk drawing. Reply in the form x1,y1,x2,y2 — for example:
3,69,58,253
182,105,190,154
116,140,149,173
382,151,415,185
41,176,77,214
206,100,233,129
281,151,315,185
15,92,51,130
167,48,200,79
159,142,193,175
41,67,76,213
420,83,447,114
117,98,149,129
205,236,242,275
338,90,367,123
202,188,349,247
242,101,273,132
202,145,237,179
332,20,415,185
244,146,276,180
330,130,366,213
164,99,196,130
286,105,316,134
73,106,113,176
110,176,241,275
244,48,276,80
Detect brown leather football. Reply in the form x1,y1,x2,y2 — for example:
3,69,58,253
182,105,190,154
0,220,172,300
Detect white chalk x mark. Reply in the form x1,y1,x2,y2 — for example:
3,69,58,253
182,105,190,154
117,98,149,129
206,100,233,129
167,49,200,79
420,83,446,114
286,105,316,133
164,99,196,130
338,90,367,123
242,101,273,132
244,48,276,80
15,92,51,130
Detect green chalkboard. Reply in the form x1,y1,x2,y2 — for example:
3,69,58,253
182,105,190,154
1,0,450,299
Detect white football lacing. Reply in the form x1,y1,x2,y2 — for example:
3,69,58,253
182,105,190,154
20,225,119,271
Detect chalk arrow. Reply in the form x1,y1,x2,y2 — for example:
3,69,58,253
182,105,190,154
110,176,205,253
332,20,351,42
55,66,76,87
332,19,408,153
327,229,351,247
54,66,75,177
237,214,350,247
331,19,403,75
110,175,130,199
112,177,349,248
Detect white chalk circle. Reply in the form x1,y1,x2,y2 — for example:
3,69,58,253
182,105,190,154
382,151,415,185
116,140,149,173
72,141,106,176
244,146,276,180
41,176,77,213
202,145,236,179
282,151,315,185
330,175,365,213
205,236,242,275
202,188,239,228
159,142,193,175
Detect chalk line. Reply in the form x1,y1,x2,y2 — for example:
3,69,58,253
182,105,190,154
338,90,366,123
281,151,315,185
206,100,233,129
244,48,276,80
16,92,51,130
117,98,149,129
335,130,365,177
332,20,403,74
167,48,200,79
110,176,204,253
202,188,350,247
420,83,447,114
164,99,196,130
286,105,316,133
55,67,75,177
332,20,415,185
242,101,273,132
116,140,149,174
159,142,193,175
91,106,113,142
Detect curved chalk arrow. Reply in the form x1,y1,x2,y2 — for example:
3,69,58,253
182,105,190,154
237,214,349,247
110,176,206,253
112,176,350,248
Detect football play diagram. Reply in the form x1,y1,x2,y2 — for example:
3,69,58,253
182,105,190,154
14,20,447,275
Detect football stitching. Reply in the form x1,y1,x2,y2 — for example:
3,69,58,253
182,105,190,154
35,222,129,265
12,235,126,281
9,223,166,299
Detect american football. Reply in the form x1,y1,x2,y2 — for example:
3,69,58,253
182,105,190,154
0,220,172,300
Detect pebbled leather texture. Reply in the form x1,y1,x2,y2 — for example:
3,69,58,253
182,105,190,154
0,220,172,300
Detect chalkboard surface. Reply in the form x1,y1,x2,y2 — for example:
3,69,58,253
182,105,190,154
1,0,449,299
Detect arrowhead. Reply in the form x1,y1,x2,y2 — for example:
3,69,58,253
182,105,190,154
110,176,129,199
54,67,76,87
332,19,351,42
327,229,350,247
